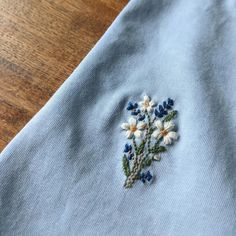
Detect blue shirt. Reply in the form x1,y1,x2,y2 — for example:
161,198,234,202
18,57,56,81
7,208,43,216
1,0,236,235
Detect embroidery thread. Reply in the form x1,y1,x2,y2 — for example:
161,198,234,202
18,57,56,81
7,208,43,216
121,95,179,188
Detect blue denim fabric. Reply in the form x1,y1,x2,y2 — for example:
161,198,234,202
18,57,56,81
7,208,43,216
1,0,236,235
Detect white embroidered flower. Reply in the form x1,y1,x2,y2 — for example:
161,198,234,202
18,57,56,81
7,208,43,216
121,117,146,139
152,120,178,145
139,95,156,112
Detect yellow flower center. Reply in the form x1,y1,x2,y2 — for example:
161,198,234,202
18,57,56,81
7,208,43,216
160,129,168,136
144,101,149,107
130,125,137,132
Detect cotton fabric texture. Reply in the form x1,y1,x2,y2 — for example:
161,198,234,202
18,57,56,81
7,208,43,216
1,0,236,235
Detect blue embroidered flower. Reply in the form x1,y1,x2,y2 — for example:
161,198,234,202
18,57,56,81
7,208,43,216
159,105,168,115
127,102,141,117
163,101,171,110
128,153,134,160
145,171,153,182
140,171,153,183
131,109,140,116
140,172,146,183
154,109,163,118
124,144,132,153
138,114,145,121
127,102,138,111
168,98,174,106
154,98,175,118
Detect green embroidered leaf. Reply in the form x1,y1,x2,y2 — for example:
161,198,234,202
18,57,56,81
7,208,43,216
164,110,178,122
137,142,145,155
122,155,130,177
150,145,166,154
145,159,152,166
141,158,152,168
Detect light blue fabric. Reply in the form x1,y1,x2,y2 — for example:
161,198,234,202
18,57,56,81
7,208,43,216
1,0,236,235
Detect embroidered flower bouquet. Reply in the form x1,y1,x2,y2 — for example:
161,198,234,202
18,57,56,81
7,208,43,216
121,95,179,188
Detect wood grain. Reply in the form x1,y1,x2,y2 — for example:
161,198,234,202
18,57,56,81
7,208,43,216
0,0,128,151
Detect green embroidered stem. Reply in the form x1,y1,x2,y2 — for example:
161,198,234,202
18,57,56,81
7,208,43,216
132,136,138,154
137,141,145,155
151,116,156,125
143,116,149,144
124,111,165,188
124,153,144,188
146,112,152,152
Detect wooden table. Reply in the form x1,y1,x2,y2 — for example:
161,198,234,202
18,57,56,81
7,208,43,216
0,0,128,151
